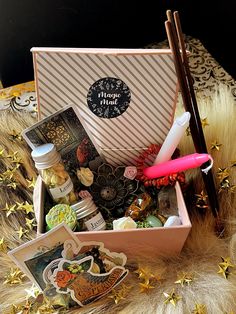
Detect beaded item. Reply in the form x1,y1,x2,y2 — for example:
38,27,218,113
136,144,186,188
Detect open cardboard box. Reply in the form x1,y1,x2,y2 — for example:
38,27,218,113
34,176,191,258
31,47,192,258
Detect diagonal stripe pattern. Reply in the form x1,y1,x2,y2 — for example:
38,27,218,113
32,49,178,166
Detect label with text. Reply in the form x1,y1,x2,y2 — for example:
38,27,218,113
49,177,74,199
85,212,106,231
87,77,131,118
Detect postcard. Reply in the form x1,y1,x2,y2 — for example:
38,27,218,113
8,223,80,290
8,224,128,294
22,105,104,171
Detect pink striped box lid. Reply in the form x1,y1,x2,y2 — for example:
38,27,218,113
31,48,178,166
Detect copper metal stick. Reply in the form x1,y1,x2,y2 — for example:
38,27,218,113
165,10,219,217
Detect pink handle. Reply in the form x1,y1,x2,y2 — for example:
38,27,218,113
143,153,211,179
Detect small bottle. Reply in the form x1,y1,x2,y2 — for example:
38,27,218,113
71,197,106,231
31,143,77,205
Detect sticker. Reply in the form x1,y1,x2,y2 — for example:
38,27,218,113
49,177,73,199
51,256,128,306
45,239,129,306
87,77,131,118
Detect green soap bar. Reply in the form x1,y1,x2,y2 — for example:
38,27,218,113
46,204,77,230
145,215,163,228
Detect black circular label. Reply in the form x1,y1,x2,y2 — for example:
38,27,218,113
87,77,131,118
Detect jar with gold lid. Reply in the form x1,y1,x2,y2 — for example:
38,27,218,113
31,143,77,205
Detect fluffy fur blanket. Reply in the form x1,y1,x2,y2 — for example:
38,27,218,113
0,85,236,314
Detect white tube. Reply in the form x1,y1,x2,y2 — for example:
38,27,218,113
153,112,191,165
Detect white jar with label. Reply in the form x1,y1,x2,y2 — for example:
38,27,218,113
31,143,77,205
71,197,106,231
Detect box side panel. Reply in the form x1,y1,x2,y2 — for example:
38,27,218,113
35,178,191,257
75,226,191,258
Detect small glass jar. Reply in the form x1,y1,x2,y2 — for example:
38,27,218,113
31,143,77,205
71,197,106,231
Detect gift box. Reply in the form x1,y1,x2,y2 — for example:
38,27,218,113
34,177,191,258
31,48,192,258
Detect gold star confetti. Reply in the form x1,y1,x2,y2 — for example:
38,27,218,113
217,168,230,182
25,284,40,299
175,272,194,287
196,203,208,209
17,227,29,239
26,177,36,189
218,179,231,193
7,151,22,165
17,201,34,214
8,130,22,142
192,303,207,314
0,237,8,253
195,190,208,209
21,300,32,314
229,185,236,193
134,266,155,282
10,304,23,314
36,299,56,314
217,265,230,279
43,287,69,309
16,201,24,208
0,148,5,157
163,289,181,307
139,280,155,293
0,168,18,190
210,140,222,151
7,181,18,189
4,268,26,285
25,217,37,230
201,118,209,128
108,284,132,304
10,300,33,314
230,160,236,167
186,126,191,136
217,257,234,279
195,190,208,202
108,289,125,304
219,257,235,270
1,168,15,180
1,203,17,217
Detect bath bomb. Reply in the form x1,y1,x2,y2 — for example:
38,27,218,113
46,204,77,230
